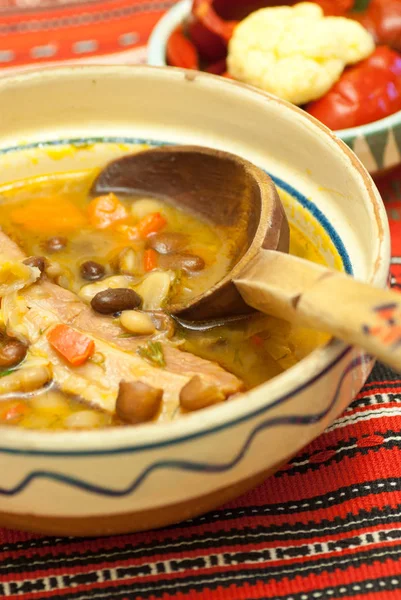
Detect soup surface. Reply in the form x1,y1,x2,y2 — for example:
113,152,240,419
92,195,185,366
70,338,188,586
0,154,335,431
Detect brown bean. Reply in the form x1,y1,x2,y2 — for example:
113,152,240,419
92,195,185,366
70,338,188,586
147,232,188,254
23,256,47,275
179,376,226,411
0,338,27,368
80,260,105,281
45,236,68,253
116,380,163,424
91,288,142,314
158,253,205,273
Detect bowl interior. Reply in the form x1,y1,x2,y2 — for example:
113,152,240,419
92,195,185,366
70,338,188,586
0,64,390,450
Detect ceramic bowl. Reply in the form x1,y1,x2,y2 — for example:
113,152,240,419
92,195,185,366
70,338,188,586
0,64,390,537
147,0,401,176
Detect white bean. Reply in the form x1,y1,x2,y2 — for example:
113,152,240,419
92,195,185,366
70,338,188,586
21,413,57,429
117,247,142,276
131,198,165,220
120,311,155,335
31,391,70,414
0,365,52,394
134,271,173,310
79,275,132,303
64,410,106,429
45,260,64,279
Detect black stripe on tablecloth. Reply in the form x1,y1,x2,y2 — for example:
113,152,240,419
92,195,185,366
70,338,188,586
2,505,401,575
1,478,400,549
1,478,400,555
366,362,401,384
349,392,401,410
288,429,399,463
3,546,401,599
274,432,401,477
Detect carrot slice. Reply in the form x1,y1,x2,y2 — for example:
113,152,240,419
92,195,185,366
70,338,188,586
0,401,28,421
47,324,95,367
144,249,158,272
251,335,264,347
11,197,86,234
137,213,167,238
88,193,128,229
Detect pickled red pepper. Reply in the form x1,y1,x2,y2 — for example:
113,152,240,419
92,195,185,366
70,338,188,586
351,0,401,53
166,26,199,69
306,46,401,130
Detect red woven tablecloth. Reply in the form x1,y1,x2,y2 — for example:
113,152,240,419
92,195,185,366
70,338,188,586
1,2,401,599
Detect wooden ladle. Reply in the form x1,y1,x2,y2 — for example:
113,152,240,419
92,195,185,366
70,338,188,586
91,145,401,372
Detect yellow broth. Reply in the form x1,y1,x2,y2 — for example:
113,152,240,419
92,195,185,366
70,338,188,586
0,172,232,306
180,224,330,389
0,166,334,430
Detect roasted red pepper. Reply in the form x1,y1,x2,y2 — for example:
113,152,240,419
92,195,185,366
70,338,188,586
306,46,401,130
192,0,238,44
205,58,227,74
350,0,401,53
313,0,354,15
166,25,199,69
187,16,228,62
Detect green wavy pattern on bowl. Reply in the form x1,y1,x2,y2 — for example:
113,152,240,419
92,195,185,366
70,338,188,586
338,112,401,175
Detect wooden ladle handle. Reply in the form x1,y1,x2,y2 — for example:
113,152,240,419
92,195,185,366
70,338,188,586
234,249,401,372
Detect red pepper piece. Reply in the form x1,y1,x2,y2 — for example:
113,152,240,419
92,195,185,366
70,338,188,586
143,249,158,272
47,324,95,367
187,17,227,62
167,26,199,69
312,0,353,15
205,58,227,74
192,0,238,43
350,0,401,53
306,46,401,130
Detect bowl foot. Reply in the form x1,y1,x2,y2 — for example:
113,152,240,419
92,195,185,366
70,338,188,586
0,462,284,537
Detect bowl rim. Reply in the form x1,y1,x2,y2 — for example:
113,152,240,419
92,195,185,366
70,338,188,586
0,63,390,455
147,0,401,140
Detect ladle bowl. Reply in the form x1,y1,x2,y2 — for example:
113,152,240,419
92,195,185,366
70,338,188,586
91,145,289,319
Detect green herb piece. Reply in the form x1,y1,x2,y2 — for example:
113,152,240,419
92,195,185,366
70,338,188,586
171,405,181,419
233,348,242,366
72,141,94,150
137,341,166,368
0,369,14,378
118,332,137,338
162,270,183,308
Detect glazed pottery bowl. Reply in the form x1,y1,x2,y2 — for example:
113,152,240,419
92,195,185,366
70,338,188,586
0,64,390,537
147,0,401,176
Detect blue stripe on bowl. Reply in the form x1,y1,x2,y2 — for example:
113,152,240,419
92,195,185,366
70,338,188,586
270,175,353,275
0,355,371,496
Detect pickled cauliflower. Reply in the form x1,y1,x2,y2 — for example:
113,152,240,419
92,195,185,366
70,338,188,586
227,2,375,105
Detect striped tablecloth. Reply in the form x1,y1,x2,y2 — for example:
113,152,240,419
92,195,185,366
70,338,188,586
1,2,401,599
